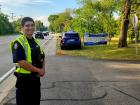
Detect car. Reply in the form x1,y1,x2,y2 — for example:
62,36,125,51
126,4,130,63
42,31,49,36
35,31,44,39
60,31,81,50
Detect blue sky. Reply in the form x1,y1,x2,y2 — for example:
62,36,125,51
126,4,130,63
0,0,80,26
1,0,79,17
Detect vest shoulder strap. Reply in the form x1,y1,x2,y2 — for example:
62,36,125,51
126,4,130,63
34,38,44,54
16,35,27,48
10,35,24,51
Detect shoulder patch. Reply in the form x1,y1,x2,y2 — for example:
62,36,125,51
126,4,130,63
14,43,18,50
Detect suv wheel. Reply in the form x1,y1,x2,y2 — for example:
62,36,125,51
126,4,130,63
61,46,65,50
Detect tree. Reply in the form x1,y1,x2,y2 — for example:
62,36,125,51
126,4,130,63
71,0,118,38
0,13,14,35
48,15,59,23
48,9,72,32
118,0,132,47
48,15,59,32
35,20,47,31
11,18,22,34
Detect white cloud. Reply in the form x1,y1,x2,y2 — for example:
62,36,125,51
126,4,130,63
8,16,49,26
34,16,49,26
8,15,49,26
0,0,51,6
33,0,51,3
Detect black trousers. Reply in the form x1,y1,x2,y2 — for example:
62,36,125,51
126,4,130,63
15,73,41,105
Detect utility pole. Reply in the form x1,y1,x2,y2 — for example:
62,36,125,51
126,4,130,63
20,15,23,19
11,12,14,21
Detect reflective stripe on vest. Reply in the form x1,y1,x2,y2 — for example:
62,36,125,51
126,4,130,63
11,35,44,74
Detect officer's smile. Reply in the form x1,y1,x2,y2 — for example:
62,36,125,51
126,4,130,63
22,21,35,37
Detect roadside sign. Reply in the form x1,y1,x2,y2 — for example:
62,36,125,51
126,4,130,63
84,33,108,46
132,14,138,28
132,14,139,54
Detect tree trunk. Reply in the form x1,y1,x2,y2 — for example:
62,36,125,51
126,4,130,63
118,0,131,48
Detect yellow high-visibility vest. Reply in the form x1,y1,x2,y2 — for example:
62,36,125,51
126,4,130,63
10,35,44,74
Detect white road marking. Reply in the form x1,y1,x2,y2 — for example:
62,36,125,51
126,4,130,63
0,67,15,83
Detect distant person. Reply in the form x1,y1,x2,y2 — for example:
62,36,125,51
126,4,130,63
10,17,45,105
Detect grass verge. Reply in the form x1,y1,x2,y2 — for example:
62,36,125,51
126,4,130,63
56,37,140,61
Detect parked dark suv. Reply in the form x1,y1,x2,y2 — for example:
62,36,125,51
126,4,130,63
42,31,49,36
35,31,44,39
60,32,81,49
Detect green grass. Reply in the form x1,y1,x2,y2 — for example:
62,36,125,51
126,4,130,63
56,37,140,61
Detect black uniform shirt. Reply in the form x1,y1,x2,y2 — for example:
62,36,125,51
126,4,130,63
12,37,45,68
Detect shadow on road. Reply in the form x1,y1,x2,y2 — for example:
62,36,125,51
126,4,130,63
3,103,16,105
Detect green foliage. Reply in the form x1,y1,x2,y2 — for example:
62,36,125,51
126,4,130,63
11,18,22,33
0,13,14,35
0,13,48,35
35,20,47,31
71,0,119,37
48,9,72,32
48,15,59,23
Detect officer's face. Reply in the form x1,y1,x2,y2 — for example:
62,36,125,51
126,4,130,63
22,21,35,36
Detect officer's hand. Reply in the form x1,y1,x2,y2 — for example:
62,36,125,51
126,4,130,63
37,68,45,77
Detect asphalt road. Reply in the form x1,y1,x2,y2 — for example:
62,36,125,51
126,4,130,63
0,35,49,77
2,36,140,105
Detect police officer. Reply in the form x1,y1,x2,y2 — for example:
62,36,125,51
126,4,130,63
10,17,45,105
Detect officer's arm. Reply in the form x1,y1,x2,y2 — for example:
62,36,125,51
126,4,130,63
18,60,40,73
12,41,40,73
42,60,45,71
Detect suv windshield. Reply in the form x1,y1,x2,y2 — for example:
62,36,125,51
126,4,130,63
65,33,79,38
